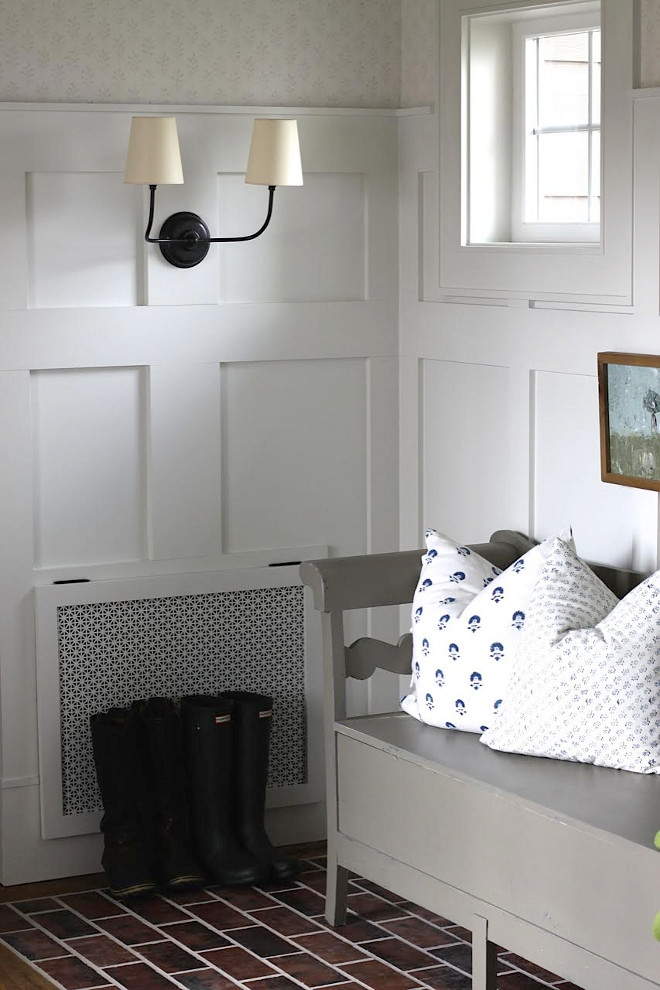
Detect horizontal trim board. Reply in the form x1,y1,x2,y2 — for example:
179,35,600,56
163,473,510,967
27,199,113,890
0,102,431,117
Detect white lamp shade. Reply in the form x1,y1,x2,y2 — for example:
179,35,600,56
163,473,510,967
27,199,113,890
124,116,184,185
245,119,303,187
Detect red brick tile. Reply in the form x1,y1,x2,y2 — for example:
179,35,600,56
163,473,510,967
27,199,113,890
318,915,388,943
227,924,294,957
430,942,472,974
215,888,275,911
14,898,62,914
409,966,472,989
200,945,279,980
249,906,323,937
273,950,346,988
498,973,558,989
38,910,98,939
399,902,455,926
346,892,408,922
291,929,370,964
500,952,565,983
270,887,326,917
38,955,109,989
159,921,230,951
60,891,126,919
1,928,70,960
367,936,439,970
138,939,204,974
105,961,180,988
0,905,33,933
351,879,407,903
340,958,424,988
188,901,251,930
175,971,238,989
68,934,137,966
96,914,164,945
381,916,459,949
297,871,326,894
131,898,190,925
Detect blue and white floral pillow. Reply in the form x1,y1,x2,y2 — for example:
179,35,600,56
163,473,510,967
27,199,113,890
480,538,660,774
400,528,573,733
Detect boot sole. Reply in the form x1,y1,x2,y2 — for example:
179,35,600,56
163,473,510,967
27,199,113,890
109,880,158,900
167,873,206,890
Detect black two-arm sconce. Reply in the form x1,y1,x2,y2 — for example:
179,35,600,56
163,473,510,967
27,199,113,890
124,116,303,269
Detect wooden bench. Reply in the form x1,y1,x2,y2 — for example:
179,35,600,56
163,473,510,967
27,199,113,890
300,531,660,990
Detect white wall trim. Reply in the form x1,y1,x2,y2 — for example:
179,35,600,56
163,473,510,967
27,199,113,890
0,101,431,118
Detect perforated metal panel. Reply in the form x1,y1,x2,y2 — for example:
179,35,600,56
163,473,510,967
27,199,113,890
36,564,324,839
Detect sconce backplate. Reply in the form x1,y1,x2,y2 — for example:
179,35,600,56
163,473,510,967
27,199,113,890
158,212,211,268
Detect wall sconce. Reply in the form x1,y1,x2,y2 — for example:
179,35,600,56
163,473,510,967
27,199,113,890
124,116,303,268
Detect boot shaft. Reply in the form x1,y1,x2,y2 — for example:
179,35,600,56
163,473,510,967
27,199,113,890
90,707,146,835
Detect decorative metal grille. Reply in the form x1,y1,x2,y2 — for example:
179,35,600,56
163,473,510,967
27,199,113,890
57,586,306,817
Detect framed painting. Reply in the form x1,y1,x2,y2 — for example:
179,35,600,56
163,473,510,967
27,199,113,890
598,352,660,491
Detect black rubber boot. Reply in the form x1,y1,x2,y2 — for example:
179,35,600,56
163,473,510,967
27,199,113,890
90,708,157,901
132,698,206,892
221,691,301,882
180,695,269,886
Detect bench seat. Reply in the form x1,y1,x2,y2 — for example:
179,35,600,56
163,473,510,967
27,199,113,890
300,531,660,990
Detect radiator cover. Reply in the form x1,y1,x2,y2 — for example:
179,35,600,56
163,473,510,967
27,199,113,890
35,564,323,839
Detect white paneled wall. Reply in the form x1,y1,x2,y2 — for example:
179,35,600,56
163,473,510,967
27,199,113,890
0,103,399,884
399,93,660,577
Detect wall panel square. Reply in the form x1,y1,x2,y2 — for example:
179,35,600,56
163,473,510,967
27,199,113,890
218,173,365,303
32,367,146,567
27,172,137,309
221,358,367,554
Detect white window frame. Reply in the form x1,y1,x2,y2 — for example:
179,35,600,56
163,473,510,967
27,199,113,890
435,0,634,307
511,8,601,243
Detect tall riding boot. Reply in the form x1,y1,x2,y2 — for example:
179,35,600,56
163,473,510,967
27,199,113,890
90,708,157,901
221,691,301,882
181,695,269,886
132,698,205,892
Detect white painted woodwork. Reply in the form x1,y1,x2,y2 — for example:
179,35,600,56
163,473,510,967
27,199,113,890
32,367,147,568
421,359,515,542
221,357,368,554
28,172,138,308
35,564,324,840
436,0,634,305
148,363,222,560
218,173,365,303
533,371,658,570
0,103,399,883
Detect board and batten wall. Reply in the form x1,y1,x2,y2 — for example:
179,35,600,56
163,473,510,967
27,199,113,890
399,1,660,582
0,103,399,884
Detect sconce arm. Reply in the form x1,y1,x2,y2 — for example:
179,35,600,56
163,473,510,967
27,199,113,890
143,184,276,244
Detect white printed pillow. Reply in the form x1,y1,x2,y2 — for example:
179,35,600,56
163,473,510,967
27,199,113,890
480,538,660,774
400,528,573,734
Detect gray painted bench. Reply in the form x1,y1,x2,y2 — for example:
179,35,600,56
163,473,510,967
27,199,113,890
300,531,660,990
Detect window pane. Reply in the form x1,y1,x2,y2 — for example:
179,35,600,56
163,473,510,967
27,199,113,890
538,130,589,221
590,129,600,221
539,33,589,127
591,30,601,125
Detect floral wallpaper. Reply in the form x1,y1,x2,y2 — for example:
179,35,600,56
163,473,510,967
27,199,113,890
400,0,437,107
641,0,660,87
0,0,401,107
0,0,657,111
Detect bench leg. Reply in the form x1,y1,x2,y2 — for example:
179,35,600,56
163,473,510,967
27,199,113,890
472,915,497,990
325,847,349,926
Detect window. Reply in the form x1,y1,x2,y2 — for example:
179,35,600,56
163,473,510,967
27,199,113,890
436,0,634,305
513,7,601,241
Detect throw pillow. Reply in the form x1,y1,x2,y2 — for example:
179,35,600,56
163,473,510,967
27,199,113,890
400,528,573,734
480,538,660,774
